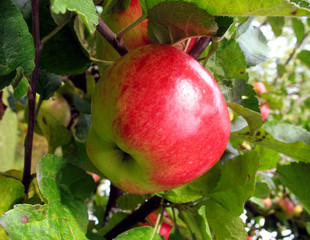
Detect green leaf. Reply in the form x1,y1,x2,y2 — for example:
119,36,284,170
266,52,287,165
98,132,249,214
264,122,310,145
297,50,310,67
205,39,249,82
40,24,92,75
208,151,260,216
231,125,310,162
268,17,285,37
51,0,98,33
201,199,247,240
0,177,24,215
197,206,212,240
13,77,29,98
146,0,310,16
253,182,270,199
60,164,96,200
227,102,263,135
220,79,259,113
114,226,162,240
147,1,218,44
102,0,131,14
278,162,310,214
0,0,34,89
116,194,145,211
168,224,186,240
291,17,305,43
37,69,62,100
236,18,269,66
255,145,280,171
0,155,89,239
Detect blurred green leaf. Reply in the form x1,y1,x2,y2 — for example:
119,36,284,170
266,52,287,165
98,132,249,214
13,77,29,98
145,0,310,16
0,102,18,171
51,0,98,33
278,162,310,214
168,224,186,240
253,182,270,198
291,18,305,43
0,177,24,214
236,18,269,66
297,50,310,67
268,17,285,37
231,124,310,162
0,0,34,90
147,1,218,44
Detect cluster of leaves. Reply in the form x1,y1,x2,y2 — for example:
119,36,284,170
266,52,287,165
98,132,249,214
0,0,310,239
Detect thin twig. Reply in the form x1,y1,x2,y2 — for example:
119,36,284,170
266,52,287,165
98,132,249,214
104,195,164,240
22,0,42,194
103,184,123,226
96,17,129,56
189,37,212,60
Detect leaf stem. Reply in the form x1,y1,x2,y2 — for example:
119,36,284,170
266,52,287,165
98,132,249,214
41,17,72,45
117,15,147,42
189,37,212,60
96,16,129,56
22,0,42,194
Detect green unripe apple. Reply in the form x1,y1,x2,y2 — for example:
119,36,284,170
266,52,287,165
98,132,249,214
87,44,230,194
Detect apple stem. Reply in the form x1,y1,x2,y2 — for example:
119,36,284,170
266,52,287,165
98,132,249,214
116,14,147,42
189,36,212,60
104,195,165,239
96,17,129,56
22,0,42,194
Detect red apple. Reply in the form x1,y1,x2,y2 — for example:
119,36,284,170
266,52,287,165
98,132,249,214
253,82,267,96
276,197,295,219
246,236,253,240
259,104,269,121
96,0,151,72
140,213,172,240
86,44,231,194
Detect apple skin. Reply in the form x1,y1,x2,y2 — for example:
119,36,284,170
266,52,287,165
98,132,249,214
253,82,267,96
86,44,231,194
259,104,269,121
96,0,151,73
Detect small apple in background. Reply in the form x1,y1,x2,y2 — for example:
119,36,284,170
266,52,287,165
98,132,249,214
262,197,272,209
293,204,303,216
96,0,151,73
259,104,269,121
140,213,172,240
246,236,253,240
253,82,269,121
275,197,295,220
86,44,231,194
37,94,71,128
253,82,267,96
